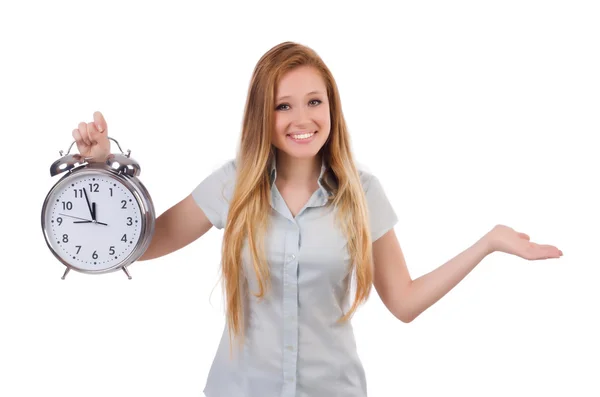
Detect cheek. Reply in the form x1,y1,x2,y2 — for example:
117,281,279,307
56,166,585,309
317,110,331,132
274,112,288,130
273,119,286,141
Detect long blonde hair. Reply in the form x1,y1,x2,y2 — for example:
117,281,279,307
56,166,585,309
222,41,375,354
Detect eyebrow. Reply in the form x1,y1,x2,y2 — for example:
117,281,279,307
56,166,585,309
276,90,324,101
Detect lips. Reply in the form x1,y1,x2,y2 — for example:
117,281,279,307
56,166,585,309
287,130,317,136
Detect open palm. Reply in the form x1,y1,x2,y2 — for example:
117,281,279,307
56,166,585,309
484,224,563,260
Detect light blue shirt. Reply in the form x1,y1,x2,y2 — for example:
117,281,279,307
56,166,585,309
192,153,398,397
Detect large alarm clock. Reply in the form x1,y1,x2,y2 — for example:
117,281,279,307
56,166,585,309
41,137,155,279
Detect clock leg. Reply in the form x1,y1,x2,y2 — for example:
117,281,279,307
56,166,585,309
122,266,132,280
61,267,70,280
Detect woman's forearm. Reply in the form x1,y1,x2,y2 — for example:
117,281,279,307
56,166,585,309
404,236,493,322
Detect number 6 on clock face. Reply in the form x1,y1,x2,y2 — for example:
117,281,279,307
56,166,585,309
41,145,155,279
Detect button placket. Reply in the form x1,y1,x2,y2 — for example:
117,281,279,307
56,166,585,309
281,226,299,396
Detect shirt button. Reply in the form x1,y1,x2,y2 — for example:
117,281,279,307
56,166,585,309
286,345,295,351
287,254,296,262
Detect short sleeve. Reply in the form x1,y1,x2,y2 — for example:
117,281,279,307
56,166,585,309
191,160,236,230
364,173,398,242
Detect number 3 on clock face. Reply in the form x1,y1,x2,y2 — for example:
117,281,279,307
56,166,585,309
42,170,144,272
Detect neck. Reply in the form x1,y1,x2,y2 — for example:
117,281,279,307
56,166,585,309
275,150,322,186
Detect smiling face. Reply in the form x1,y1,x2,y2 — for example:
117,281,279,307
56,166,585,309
271,66,331,159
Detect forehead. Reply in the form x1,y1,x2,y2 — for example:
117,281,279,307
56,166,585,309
276,66,326,97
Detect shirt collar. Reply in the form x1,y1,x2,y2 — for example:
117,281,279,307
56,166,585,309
269,152,332,197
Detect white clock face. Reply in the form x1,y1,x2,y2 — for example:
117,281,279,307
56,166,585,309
43,172,143,271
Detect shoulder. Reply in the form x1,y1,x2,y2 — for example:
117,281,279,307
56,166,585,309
355,162,399,241
192,158,237,198
202,158,237,185
355,162,379,193
214,158,237,177
190,158,237,229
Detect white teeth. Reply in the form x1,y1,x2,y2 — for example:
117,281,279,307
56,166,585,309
289,131,315,140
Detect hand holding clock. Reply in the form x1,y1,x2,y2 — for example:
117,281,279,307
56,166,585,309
72,111,110,162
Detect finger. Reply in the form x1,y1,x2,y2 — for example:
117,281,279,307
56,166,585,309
78,122,91,145
89,123,104,146
538,244,563,257
87,122,99,144
93,111,107,133
72,128,84,145
527,243,562,259
518,232,530,240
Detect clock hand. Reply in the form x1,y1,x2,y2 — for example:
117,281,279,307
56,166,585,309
89,202,108,225
73,220,109,226
58,213,92,222
92,202,96,220
83,188,95,221
57,213,108,226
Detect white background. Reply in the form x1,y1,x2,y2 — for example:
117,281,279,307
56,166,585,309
1,0,598,396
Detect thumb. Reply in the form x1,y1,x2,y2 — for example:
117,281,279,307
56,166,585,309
517,232,530,241
93,111,108,133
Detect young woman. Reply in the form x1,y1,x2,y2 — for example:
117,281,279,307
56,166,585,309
71,41,562,397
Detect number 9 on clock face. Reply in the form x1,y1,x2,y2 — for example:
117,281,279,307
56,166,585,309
42,170,147,273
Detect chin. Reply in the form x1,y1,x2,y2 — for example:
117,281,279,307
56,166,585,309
281,134,323,154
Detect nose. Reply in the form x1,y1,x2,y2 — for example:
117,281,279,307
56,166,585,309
291,104,312,127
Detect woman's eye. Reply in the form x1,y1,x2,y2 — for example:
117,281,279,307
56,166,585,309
276,99,322,111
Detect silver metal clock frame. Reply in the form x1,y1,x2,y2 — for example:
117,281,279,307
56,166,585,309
41,137,155,280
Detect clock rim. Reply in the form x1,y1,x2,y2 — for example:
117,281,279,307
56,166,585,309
41,165,155,275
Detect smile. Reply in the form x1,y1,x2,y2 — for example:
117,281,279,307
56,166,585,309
287,131,317,141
